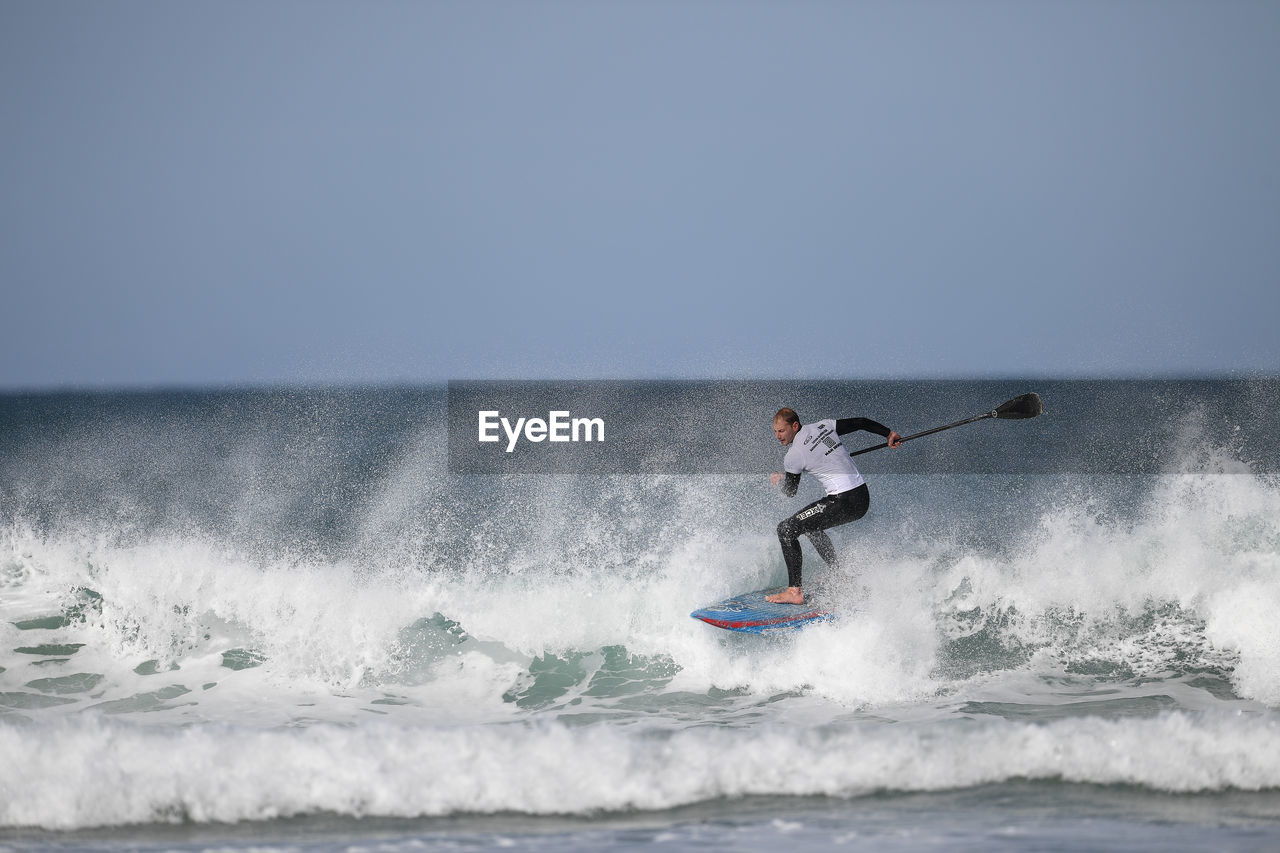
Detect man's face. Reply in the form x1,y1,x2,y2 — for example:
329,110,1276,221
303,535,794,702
774,418,801,446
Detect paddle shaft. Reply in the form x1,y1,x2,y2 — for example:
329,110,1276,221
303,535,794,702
848,411,997,457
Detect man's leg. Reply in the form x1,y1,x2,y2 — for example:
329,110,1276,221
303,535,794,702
767,486,870,604
807,529,838,567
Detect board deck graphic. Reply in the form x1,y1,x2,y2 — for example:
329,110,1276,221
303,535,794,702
690,587,834,633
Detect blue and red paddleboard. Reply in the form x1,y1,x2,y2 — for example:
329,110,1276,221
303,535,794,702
690,587,833,634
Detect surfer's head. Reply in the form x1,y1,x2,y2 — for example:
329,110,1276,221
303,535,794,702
773,408,801,445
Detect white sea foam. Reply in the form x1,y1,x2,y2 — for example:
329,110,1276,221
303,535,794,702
2,711,1279,830
1,525,440,690
929,471,1280,701
5,464,1280,716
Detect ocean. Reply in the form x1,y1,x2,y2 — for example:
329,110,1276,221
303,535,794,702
2,379,1280,852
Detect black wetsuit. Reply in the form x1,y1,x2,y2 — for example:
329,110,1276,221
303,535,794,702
777,418,892,588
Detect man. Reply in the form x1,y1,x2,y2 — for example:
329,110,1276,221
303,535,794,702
766,407,902,604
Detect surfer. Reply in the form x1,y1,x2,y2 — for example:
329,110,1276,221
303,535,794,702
767,408,902,604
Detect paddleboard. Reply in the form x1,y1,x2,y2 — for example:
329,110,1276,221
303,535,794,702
690,587,833,633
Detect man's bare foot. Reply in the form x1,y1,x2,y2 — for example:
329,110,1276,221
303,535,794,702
766,587,804,605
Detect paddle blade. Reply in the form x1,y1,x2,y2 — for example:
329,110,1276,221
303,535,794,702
994,392,1043,420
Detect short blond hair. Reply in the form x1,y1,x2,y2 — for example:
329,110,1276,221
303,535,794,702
774,407,799,426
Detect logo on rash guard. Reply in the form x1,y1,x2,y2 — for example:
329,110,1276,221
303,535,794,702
807,426,843,455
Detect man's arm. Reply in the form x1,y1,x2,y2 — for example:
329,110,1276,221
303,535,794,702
836,417,904,448
769,471,801,496
835,417,892,437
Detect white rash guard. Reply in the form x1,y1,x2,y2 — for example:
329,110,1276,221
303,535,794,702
781,417,892,496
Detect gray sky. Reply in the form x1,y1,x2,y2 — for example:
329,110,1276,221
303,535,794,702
2,0,1278,388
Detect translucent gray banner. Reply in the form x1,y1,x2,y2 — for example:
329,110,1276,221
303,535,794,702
447,379,1280,475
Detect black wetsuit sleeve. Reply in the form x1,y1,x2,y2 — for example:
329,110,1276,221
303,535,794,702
780,472,800,497
835,417,893,438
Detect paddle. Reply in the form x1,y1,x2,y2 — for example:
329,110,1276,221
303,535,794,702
848,392,1043,457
